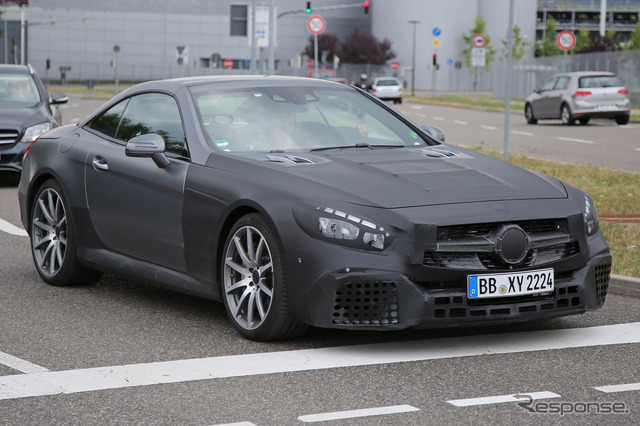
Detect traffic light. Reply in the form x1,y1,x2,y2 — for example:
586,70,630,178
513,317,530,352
305,2,311,13
432,53,437,66
46,58,51,70
363,1,370,14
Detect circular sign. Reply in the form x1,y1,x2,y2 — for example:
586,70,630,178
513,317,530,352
432,27,441,37
307,15,326,35
307,59,313,68
557,31,576,50
391,61,399,70
471,33,487,48
224,59,233,69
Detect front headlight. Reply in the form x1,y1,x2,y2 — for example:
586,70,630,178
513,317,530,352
294,205,395,251
584,194,599,236
21,122,52,144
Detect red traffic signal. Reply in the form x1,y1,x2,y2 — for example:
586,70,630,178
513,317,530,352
364,1,370,14
432,53,437,65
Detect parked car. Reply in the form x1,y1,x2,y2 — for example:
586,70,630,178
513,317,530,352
0,64,68,173
371,77,403,104
19,76,611,341
524,71,630,125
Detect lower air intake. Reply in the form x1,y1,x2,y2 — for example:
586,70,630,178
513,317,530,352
332,281,398,326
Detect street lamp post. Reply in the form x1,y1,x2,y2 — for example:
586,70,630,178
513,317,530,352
408,20,420,97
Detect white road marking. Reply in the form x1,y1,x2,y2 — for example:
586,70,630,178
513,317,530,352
213,423,257,426
432,116,445,121
415,113,427,118
512,130,534,136
411,105,423,110
298,404,419,422
0,351,49,374
0,322,639,401
594,382,640,393
635,148,640,152
480,125,497,130
557,136,595,144
447,391,560,407
453,120,468,125
0,218,28,237
70,117,82,123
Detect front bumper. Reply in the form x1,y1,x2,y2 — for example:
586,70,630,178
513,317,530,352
298,252,611,330
0,142,27,173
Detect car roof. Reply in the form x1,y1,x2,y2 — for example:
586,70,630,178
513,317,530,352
554,71,616,78
374,77,400,81
0,64,31,74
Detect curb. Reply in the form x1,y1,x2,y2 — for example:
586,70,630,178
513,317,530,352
609,274,640,298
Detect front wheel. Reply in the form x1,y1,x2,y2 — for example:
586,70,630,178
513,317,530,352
525,104,537,124
30,180,102,286
221,213,307,341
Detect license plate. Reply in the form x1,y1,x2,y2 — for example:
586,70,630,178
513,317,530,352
467,269,554,299
597,104,616,111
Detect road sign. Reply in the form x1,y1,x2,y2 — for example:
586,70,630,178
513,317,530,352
307,15,326,35
471,33,487,48
471,47,486,67
447,58,453,66
432,39,440,48
224,59,233,68
432,27,441,37
307,59,313,68
391,61,399,70
557,31,576,50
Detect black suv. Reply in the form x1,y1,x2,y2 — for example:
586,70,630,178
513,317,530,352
0,64,67,173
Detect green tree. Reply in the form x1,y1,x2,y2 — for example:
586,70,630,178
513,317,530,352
575,27,592,52
500,25,530,60
624,21,640,50
338,29,395,64
302,33,340,62
535,17,561,57
462,16,496,67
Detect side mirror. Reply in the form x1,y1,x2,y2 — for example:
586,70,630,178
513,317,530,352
125,133,170,168
533,88,541,94
421,125,445,143
50,92,68,104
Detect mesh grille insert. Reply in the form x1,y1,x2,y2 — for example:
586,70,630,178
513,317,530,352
332,281,398,326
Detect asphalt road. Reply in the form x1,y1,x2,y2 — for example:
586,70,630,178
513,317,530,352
0,96,638,424
394,101,640,174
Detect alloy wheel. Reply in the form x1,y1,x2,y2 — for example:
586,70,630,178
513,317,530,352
223,225,274,330
31,188,67,278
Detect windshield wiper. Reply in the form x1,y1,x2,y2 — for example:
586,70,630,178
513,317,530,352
310,143,405,152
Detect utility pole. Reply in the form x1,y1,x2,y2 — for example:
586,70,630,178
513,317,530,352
408,20,420,96
503,0,514,161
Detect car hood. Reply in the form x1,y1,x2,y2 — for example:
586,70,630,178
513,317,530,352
0,106,47,130
225,145,568,209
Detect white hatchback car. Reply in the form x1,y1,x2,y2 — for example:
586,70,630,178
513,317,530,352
524,71,630,125
371,77,403,104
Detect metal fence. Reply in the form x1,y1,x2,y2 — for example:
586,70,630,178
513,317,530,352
493,49,640,106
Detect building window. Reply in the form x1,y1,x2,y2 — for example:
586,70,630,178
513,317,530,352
230,5,248,36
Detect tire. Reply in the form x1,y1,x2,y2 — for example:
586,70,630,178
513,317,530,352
615,115,629,125
578,117,590,125
221,213,307,341
525,104,537,124
561,104,575,125
397,98,403,104
30,180,102,286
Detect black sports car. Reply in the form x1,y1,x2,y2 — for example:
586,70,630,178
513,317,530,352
18,76,611,341
0,64,67,173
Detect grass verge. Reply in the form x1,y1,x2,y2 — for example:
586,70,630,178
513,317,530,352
466,147,640,278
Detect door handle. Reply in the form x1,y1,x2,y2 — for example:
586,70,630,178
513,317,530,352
92,156,109,171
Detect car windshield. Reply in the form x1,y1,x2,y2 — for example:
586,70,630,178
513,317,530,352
0,74,41,108
309,72,335,79
578,75,623,88
191,83,432,152
375,79,400,86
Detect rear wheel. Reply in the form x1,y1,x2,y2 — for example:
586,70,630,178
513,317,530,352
525,104,537,124
30,180,102,286
561,104,575,125
221,213,307,341
615,115,629,125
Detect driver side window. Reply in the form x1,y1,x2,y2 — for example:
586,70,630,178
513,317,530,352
541,78,558,92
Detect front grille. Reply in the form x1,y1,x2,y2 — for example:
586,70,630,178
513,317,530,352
424,219,578,270
595,262,611,303
332,281,398,326
0,129,20,146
